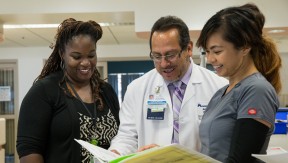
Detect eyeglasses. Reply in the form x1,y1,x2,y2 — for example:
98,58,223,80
150,50,183,63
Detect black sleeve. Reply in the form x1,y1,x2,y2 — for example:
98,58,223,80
225,118,269,163
17,81,56,158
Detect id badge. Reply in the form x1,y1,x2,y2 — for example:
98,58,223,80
197,102,208,121
147,108,165,120
146,97,167,120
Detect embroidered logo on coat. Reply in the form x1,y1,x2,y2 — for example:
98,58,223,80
248,108,257,115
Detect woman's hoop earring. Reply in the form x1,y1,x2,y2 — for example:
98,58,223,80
60,60,65,70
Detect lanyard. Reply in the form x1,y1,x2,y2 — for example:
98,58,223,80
66,79,97,128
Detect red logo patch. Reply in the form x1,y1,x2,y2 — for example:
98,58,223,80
248,108,257,115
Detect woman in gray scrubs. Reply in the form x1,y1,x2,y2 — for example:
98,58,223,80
196,3,282,163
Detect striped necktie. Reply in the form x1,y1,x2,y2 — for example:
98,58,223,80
168,81,186,143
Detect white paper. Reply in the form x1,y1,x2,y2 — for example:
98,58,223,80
74,139,119,162
252,147,288,163
0,86,11,101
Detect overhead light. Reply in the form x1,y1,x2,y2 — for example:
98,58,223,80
3,22,134,29
268,29,286,33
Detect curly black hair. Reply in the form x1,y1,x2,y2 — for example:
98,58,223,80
35,18,106,109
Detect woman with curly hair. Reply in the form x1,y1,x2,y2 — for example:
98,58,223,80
17,18,120,163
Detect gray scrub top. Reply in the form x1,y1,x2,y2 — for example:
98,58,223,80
199,73,279,162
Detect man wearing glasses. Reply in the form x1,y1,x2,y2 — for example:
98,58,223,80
109,15,228,155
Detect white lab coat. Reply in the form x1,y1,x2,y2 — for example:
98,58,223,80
109,61,228,155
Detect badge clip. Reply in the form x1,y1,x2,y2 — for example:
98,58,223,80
155,86,160,94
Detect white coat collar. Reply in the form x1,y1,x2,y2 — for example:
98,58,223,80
189,60,203,84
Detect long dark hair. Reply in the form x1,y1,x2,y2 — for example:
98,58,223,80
35,18,106,109
196,3,282,93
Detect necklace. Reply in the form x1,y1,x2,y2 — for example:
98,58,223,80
66,78,98,146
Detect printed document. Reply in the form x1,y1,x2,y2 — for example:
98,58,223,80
75,139,220,163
